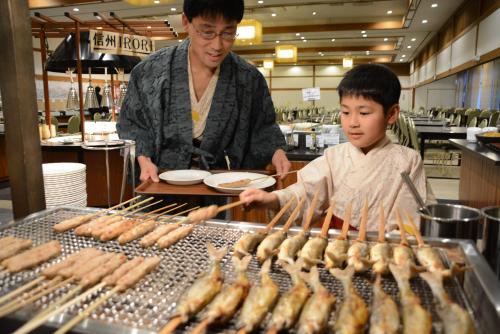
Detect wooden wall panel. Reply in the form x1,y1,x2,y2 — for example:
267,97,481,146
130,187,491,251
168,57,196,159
454,0,481,35
438,18,456,50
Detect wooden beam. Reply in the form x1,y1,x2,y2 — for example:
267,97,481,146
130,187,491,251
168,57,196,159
94,12,121,32
0,0,46,218
235,45,396,55
39,27,51,127
110,12,139,35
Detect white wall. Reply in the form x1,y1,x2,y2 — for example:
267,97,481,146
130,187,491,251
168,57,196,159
414,75,457,109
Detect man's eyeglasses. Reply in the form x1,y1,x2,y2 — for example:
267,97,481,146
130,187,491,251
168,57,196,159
192,24,238,41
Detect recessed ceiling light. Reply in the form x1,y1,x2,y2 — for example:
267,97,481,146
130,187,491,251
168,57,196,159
384,38,388,41
361,30,366,34
147,26,151,29
387,10,393,14
271,13,277,17
275,40,280,43
422,19,428,23
303,40,307,42
431,3,438,8
411,38,416,41
362,34,367,38
331,38,335,42
366,51,370,55
321,54,324,57
402,54,406,57
407,45,412,48
96,26,102,30
73,7,79,11
301,36,305,39
296,33,300,36
400,59,404,62
272,53,276,56
258,0,264,3
170,7,176,11
153,0,160,3
312,11,317,15
178,39,182,42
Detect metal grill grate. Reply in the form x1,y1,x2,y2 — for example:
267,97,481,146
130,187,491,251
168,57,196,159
0,208,478,333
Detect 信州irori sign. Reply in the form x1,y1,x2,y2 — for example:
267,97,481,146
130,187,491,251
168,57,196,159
89,30,154,57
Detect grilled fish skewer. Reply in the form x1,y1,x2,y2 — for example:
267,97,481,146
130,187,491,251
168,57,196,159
159,244,227,334
257,197,306,263
1,240,61,273
278,190,320,265
236,259,279,334
369,275,399,334
297,266,336,334
330,266,369,334
347,199,371,272
370,203,392,275
300,204,334,270
190,256,252,334
233,198,295,258
420,271,475,334
389,263,432,334
324,203,352,268
266,260,311,334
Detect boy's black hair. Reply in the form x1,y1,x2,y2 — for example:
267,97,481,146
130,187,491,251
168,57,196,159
183,0,244,23
338,63,401,114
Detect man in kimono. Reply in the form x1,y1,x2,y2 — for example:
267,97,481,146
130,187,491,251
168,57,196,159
117,0,290,182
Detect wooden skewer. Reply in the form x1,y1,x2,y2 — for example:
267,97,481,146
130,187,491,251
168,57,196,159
302,189,321,231
357,199,369,242
395,209,409,246
378,203,386,243
263,198,295,233
403,208,425,247
218,170,298,188
159,316,184,334
53,286,119,334
337,203,352,240
0,276,45,306
29,284,83,325
282,197,306,232
190,318,211,334
122,200,164,219
320,203,335,238
104,196,155,219
94,195,142,216
158,206,200,224
216,199,247,213
140,202,178,218
0,276,62,311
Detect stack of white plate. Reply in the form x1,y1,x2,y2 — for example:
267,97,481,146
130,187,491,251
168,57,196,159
42,163,87,208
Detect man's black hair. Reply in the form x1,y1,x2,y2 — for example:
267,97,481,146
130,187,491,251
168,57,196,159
183,0,244,23
338,64,401,114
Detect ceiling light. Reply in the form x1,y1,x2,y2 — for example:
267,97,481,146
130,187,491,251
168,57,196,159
258,0,264,3
384,38,388,41
402,54,406,57
422,19,428,23
303,40,307,42
366,51,370,55
170,7,176,11
235,19,263,46
321,53,324,57
301,36,305,39
331,38,335,42
96,26,102,30
178,39,182,42
153,0,160,3
275,40,280,43
343,56,353,68
318,52,322,55
312,12,317,15
263,59,274,69
407,45,411,48
387,10,393,14
411,38,416,41
400,59,404,62
362,34,367,38
271,13,277,17
296,33,300,36
431,3,438,8
73,7,79,11
361,30,366,34
276,45,297,63
147,26,151,29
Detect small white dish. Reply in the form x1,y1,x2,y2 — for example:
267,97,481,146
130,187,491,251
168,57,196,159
159,170,212,185
203,172,276,194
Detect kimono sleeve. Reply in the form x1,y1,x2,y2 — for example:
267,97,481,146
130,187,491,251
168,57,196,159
242,71,286,168
116,68,155,158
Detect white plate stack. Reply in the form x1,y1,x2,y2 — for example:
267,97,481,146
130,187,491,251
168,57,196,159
42,163,87,208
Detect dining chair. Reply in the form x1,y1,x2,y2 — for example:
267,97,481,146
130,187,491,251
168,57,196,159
67,115,81,134
489,111,499,126
478,119,488,128
93,113,102,121
467,116,478,128
50,117,59,133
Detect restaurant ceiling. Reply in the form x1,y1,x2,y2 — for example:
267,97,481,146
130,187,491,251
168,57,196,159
29,0,466,66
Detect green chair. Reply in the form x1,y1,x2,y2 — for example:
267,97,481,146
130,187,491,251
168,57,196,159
451,114,462,126
67,115,81,134
489,111,499,126
467,116,477,128
93,113,102,121
478,118,488,128
50,117,59,133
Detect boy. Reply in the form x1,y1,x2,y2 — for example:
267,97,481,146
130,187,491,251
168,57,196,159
240,64,430,231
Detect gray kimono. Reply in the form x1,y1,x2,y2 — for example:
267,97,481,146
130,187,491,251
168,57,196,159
117,40,285,170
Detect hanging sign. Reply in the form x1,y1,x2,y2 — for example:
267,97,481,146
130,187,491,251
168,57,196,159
302,87,321,101
89,29,154,57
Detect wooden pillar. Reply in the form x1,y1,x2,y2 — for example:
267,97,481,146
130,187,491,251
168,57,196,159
39,27,51,127
74,22,85,141
0,0,46,218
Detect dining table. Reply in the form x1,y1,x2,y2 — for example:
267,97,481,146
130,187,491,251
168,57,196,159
415,126,467,158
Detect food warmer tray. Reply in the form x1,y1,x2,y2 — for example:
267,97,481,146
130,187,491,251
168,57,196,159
0,207,499,334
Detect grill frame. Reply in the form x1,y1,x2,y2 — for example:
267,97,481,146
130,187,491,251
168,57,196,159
0,207,498,334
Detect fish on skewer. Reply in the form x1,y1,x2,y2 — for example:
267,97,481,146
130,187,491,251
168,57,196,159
346,200,371,272
233,198,295,258
299,204,334,270
1,240,61,273
266,260,311,334
420,271,475,334
393,209,417,268
330,266,369,334
297,266,336,334
256,197,306,263
389,263,432,334
190,256,252,334
159,244,227,334
236,259,279,334
278,190,320,265
324,203,352,269
370,203,392,275
369,275,399,334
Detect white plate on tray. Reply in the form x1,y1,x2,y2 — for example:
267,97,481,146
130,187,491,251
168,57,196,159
159,169,212,185
203,172,276,194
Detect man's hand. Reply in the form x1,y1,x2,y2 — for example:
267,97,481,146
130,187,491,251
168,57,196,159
239,189,280,210
271,149,291,179
137,156,159,183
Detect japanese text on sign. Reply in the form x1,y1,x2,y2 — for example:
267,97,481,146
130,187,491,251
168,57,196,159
302,87,321,101
90,30,154,57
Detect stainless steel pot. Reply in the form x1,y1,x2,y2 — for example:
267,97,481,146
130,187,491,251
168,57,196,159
418,203,482,240
481,206,500,278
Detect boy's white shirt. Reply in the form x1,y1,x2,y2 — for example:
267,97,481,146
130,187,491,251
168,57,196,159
273,136,434,231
